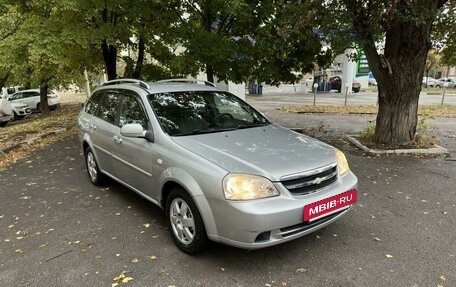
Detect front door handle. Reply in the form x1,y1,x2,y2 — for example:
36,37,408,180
113,135,123,144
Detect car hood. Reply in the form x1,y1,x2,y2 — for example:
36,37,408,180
172,124,337,181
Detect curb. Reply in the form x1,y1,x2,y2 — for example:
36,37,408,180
0,126,73,155
346,135,449,155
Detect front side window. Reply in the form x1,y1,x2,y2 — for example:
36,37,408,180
96,91,121,124
9,93,22,100
148,91,268,136
118,93,148,129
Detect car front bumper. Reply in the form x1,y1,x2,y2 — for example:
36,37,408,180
205,172,358,249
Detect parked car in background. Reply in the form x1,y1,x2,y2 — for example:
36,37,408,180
329,76,361,93
422,76,438,87
0,97,13,127
8,89,61,111
435,77,456,89
10,102,31,120
78,78,358,254
1,86,25,99
368,78,377,86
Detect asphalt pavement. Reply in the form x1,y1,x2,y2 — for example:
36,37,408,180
0,93,455,286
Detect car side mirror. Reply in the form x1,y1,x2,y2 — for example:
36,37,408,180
121,123,154,143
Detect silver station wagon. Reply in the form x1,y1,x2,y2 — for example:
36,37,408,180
77,79,358,254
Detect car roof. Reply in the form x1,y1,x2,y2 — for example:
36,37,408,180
95,78,221,95
11,89,39,95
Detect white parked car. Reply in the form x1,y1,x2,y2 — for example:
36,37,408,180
422,76,438,87
8,89,61,111
10,102,31,120
0,97,13,127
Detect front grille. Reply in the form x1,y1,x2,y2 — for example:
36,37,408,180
281,164,338,195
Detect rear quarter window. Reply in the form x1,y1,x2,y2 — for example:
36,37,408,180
85,91,103,115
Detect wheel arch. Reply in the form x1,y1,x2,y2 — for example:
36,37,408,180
159,171,218,238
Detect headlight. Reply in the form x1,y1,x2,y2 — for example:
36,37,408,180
223,174,279,201
336,149,350,176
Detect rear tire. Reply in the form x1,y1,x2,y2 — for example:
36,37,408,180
166,188,208,254
85,147,107,186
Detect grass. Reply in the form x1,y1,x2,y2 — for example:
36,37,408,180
279,104,456,116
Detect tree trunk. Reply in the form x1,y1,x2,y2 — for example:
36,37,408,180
362,22,432,145
40,78,50,117
132,36,145,79
102,39,117,81
374,84,420,144
206,64,214,83
0,70,11,90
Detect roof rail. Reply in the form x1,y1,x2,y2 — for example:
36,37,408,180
154,78,217,87
102,78,150,89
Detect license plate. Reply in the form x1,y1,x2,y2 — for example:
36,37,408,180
304,189,357,222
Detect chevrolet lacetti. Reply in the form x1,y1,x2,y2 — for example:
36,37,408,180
77,79,358,254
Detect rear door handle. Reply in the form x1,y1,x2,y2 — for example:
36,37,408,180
113,135,122,144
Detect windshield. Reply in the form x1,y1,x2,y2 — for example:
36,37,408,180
148,91,269,136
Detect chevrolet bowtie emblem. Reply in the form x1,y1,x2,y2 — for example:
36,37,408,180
313,177,323,185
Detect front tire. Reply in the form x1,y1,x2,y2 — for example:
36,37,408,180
166,188,208,254
85,147,106,186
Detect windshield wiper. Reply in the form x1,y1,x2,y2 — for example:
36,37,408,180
173,128,235,136
236,123,270,129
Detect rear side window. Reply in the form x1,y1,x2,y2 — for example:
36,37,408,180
96,91,121,124
85,91,103,115
24,92,38,98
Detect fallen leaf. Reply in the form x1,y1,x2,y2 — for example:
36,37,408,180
439,275,446,281
143,223,150,228
150,256,158,260
373,237,382,242
296,268,307,272
131,258,140,263
385,254,393,258
122,277,133,283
